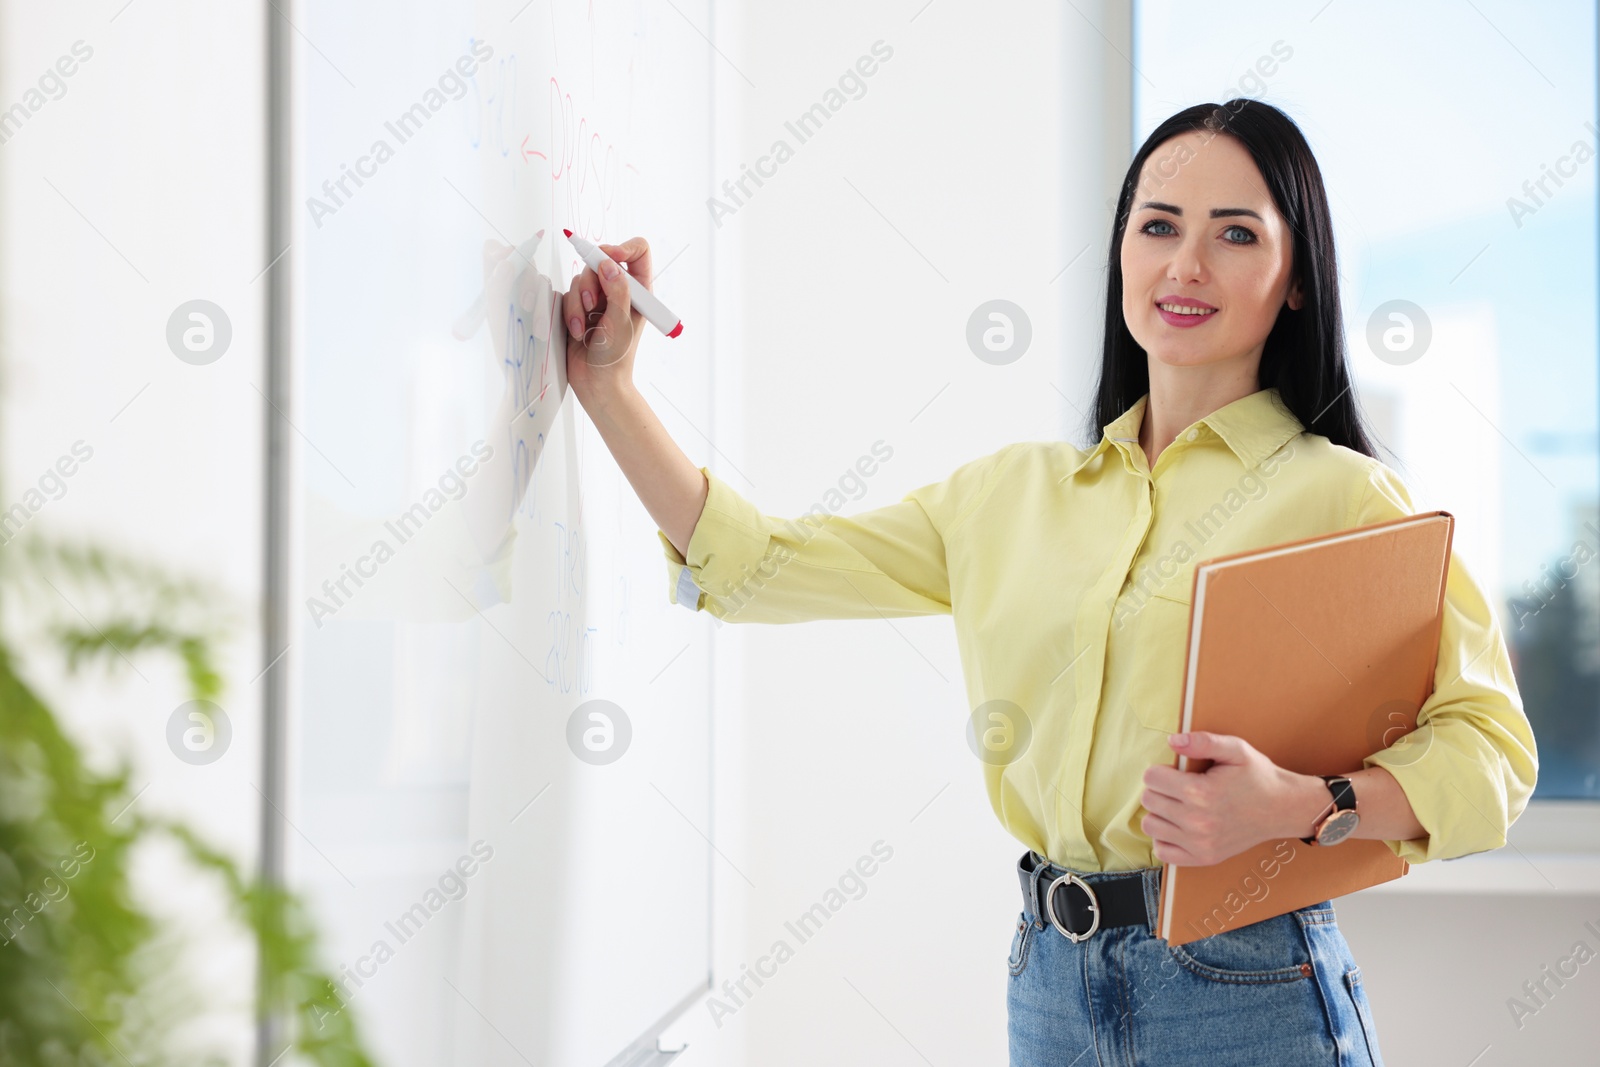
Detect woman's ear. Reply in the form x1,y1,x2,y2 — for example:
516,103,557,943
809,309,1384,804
1287,275,1304,311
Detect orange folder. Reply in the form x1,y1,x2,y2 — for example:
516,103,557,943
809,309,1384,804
1155,510,1455,946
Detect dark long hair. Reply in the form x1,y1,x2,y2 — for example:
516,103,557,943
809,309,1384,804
1089,98,1382,461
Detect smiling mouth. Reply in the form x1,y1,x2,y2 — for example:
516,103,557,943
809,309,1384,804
1155,302,1217,317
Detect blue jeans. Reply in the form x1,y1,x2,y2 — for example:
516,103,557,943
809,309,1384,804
1007,859,1385,1066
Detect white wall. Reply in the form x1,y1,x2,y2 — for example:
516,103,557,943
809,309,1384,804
662,1,1101,1061
0,1,264,1061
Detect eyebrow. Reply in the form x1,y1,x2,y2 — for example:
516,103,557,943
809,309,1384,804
1135,201,1264,221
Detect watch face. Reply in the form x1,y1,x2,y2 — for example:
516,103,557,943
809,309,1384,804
1318,811,1360,846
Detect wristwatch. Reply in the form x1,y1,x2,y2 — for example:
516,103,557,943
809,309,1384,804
1300,775,1359,846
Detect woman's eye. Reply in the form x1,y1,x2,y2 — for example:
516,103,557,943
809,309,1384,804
1138,218,1258,245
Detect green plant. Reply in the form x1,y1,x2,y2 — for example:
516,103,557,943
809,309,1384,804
0,538,377,1066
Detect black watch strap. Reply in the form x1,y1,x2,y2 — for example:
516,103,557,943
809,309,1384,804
1300,775,1356,844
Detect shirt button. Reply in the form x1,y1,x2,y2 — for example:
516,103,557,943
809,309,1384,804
1185,429,1198,442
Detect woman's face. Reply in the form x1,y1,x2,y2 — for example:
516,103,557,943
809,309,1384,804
1119,130,1301,374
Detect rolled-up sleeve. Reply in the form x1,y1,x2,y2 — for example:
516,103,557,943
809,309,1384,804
1351,460,1539,863
657,445,1015,624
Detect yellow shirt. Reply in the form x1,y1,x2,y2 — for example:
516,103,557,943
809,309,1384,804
656,386,1539,870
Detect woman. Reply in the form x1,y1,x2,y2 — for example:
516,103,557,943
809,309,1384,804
559,99,1538,1065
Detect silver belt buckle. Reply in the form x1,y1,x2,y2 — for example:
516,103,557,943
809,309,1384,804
1045,872,1100,942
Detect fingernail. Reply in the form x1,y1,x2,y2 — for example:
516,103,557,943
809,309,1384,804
581,290,594,311
1170,732,1188,746
600,259,618,280
569,316,582,335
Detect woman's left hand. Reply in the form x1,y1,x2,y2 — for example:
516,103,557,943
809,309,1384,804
1140,731,1308,866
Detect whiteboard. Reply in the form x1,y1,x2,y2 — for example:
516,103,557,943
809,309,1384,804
288,2,714,1063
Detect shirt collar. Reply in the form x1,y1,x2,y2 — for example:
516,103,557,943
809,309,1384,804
1057,386,1304,482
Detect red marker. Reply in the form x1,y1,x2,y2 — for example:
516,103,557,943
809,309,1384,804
564,229,683,338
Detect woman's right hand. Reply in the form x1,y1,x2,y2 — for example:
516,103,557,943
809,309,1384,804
563,235,653,404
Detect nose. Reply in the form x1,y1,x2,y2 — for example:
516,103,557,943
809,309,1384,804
1166,236,1208,286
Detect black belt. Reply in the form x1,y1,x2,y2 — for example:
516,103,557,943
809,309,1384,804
1016,850,1150,942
